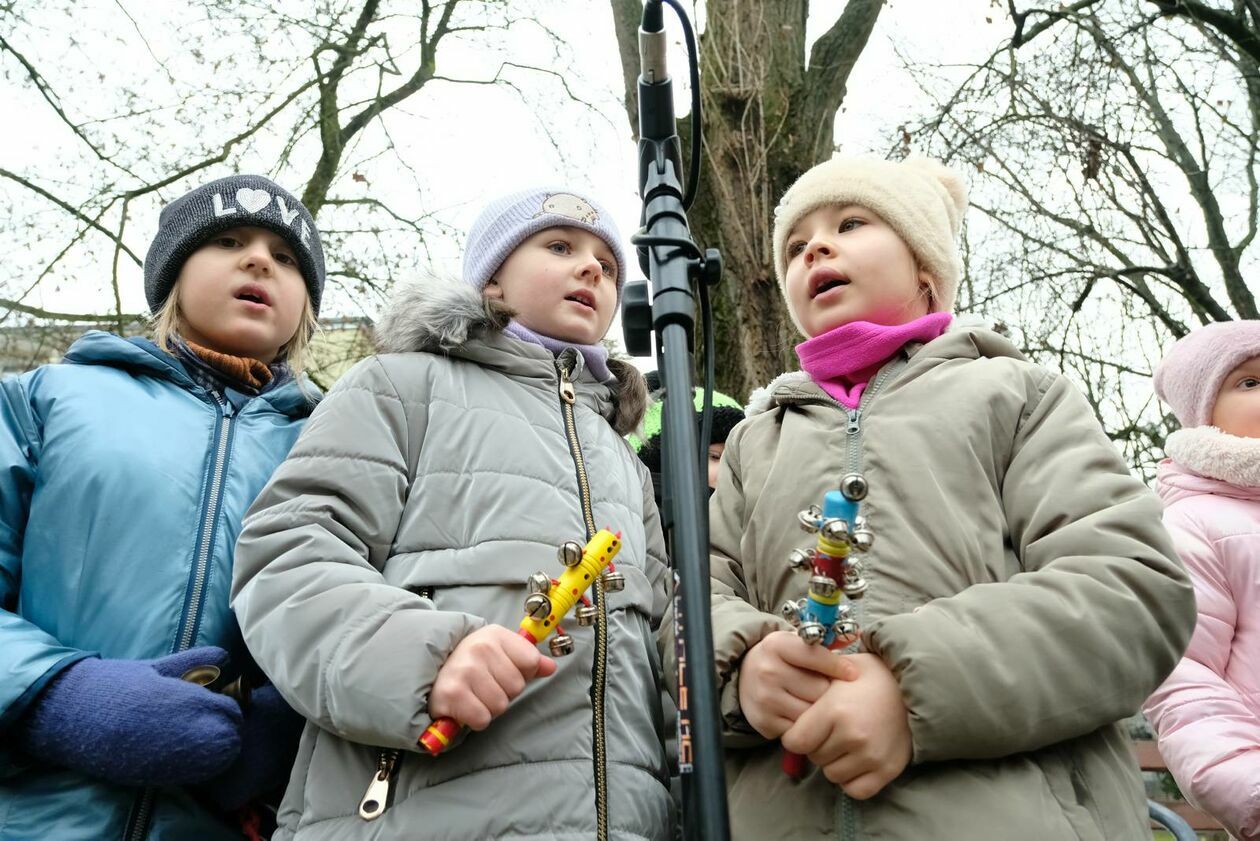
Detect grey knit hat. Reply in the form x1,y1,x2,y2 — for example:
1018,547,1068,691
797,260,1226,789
462,187,628,297
144,175,326,314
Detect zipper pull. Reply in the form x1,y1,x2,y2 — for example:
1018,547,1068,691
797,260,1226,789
557,364,576,404
359,750,398,821
846,408,862,435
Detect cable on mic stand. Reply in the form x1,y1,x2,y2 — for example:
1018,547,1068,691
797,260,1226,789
621,2,729,839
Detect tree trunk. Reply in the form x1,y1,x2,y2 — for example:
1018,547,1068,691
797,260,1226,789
612,0,883,400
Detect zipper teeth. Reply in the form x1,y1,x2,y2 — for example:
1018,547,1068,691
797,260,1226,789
557,363,608,841
129,400,234,841
125,790,154,841
178,408,232,651
836,361,900,841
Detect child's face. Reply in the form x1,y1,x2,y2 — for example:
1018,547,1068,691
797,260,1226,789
1212,355,1260,438
485,226,618,345
175,226,308,362
783,205,931,337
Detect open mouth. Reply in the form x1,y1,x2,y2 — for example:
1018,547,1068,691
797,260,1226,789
564,289,596,311
808,268,850,300
234,284,271,307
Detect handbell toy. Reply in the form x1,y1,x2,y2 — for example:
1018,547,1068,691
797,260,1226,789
419,528,623,756
780,473,872,779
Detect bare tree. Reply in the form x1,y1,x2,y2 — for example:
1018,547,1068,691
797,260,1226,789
909,0,1258,476
1,0,594,376
609,0,884,400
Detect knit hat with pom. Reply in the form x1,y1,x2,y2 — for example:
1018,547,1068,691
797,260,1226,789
772,156,968,334
1154,320,1260,428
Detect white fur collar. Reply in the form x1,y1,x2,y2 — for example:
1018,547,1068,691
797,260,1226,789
746,371,812,416
1165,426,1260,489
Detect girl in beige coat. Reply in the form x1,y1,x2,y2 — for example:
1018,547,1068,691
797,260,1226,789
707,156,1195,839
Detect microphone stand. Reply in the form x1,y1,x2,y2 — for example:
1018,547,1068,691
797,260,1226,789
622,3,729,839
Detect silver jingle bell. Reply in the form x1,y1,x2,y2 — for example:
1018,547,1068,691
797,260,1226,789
832,620,861,645
526,572,551,594
524,592,552,620
780,600,802,624
601,571,626,593
787,547,814,570
852,527,874,552
797,505,822,533
549,634,575,657
808,575,839,599
557,541,584,567
843,570,869,598
576,604,598,626
820,518,851,544
840,473,869,501
798,622,826,645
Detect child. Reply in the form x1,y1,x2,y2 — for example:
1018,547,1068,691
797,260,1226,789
636,398,746,501
705,156,1196,839
231,187,672,840
0,174,324,840
1142,321,1260,840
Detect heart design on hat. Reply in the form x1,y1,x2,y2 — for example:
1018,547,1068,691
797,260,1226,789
236,188,272,214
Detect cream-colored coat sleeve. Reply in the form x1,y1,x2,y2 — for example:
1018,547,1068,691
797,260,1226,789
706,422,796,748
865,372,1195,763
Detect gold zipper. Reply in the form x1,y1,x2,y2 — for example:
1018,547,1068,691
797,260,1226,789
556,359,609,841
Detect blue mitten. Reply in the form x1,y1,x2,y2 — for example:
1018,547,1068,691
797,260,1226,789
14,647,244,786
197,684,305,811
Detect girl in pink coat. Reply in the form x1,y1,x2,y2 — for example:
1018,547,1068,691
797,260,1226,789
1144,319,1260,840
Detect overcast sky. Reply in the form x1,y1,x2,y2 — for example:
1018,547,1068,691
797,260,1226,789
2,0,1006,325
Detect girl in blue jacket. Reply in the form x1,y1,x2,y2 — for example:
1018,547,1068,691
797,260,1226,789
0,175,324,841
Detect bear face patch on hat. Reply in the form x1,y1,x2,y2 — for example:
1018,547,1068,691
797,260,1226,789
144,174,326,314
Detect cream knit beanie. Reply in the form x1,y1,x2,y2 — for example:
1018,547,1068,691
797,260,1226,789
772,156,968,334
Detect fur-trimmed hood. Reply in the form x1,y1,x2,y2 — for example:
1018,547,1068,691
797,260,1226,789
373,273,648,436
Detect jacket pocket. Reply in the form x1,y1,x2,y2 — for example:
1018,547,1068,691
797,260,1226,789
1036,747,1106,841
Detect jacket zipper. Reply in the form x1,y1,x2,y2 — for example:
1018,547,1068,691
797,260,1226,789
556,358,609,841
125,393,236,841
360,587,432,821
835,358,903,841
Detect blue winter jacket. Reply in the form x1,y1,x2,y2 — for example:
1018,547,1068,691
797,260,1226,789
0,331,316,841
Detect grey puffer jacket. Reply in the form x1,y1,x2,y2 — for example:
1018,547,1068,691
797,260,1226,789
232,274,672,841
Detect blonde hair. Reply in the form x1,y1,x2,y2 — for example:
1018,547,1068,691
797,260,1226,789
150,281,318,380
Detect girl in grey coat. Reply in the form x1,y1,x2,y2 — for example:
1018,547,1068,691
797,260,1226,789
232,188,672,841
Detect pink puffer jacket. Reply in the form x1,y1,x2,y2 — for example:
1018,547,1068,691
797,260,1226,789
1143,426,1260,840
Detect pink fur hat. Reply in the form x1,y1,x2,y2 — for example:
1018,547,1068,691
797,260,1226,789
1153,320,1260,427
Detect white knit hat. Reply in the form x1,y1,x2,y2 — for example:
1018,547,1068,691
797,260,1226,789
462,187,628,298
772,156,968,334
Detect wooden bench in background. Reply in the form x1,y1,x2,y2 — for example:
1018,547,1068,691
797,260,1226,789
1134,739,1224,833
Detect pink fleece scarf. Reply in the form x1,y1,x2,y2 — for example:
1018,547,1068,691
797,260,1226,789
795,313,953,408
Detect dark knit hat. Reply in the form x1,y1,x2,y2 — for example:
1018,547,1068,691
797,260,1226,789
637,406,746,474
144,175,326,314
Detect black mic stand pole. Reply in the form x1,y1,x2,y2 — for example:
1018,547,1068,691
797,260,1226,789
622,3,730,839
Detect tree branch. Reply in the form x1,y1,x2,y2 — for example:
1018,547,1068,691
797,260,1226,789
0,169,141,265
0,298,144,323
800,0,883,162
1146,0,1260,63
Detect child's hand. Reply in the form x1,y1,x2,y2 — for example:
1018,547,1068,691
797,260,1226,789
429,626,558,730
780,652,911,799
737,630,857,740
